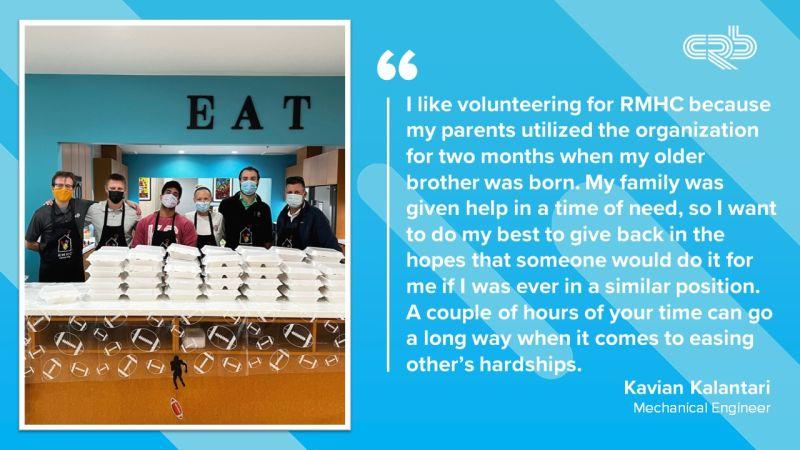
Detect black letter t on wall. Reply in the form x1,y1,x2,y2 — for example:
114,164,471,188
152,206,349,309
283,96,311,130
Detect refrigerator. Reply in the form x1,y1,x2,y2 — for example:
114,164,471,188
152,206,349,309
308,185,337,233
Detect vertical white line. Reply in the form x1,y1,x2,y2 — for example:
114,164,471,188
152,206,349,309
18,20,26,429
343,20,351,429
385,96,391,373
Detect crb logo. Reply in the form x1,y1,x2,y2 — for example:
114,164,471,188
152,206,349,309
683,26,756,70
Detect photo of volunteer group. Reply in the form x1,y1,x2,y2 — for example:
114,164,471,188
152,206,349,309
21,22,348,427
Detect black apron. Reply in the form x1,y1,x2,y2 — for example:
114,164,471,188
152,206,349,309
39,200,85,282
97,202,127,249
152,213,177,248
277,211,303,248
194,211,217,248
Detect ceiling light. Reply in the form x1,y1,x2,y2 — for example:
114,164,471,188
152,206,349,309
178,150,185,154
231,150,239,154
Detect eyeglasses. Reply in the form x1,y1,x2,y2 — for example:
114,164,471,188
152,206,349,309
53,183,74,190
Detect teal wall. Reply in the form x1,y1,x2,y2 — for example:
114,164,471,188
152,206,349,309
24,74,344,280
122,153,296,214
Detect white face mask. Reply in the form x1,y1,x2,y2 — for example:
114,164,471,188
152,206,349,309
161,193,179,209
286,193,304,208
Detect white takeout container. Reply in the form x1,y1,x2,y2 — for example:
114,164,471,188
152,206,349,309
124,287,163,300
201,253,243,267
202,288,241,302
243,267,283,279
279,262,320,280
239,286,281,301
166,243,201,259
278,285,321,303
204,278,243,290
245,277,283,289
39,285,82,303
305,246,344,262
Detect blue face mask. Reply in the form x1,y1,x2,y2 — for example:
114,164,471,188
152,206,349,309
195,201,211,213
241,180,258,196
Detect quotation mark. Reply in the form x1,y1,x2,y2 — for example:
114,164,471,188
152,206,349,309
377,50,418,80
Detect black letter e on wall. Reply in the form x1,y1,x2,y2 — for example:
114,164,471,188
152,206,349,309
187,95,215,129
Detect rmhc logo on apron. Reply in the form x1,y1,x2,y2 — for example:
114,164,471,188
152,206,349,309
57,234,72,260
239,227,252,245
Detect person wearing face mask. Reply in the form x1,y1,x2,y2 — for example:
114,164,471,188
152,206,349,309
25,171,94,282
184,185,225,248
218,166,273,249
131,180,197,248
275,176,341,251
85,173,139,248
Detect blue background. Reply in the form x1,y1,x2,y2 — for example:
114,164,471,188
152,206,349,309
3,1,799,449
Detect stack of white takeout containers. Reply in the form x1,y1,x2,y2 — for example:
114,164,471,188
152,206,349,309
315,261,346,303
305,246,346,303
278,261,323,303
38,284,83,304
237,246,282,301
164,243,202,301
202,246,244,301
124,245,165,300
86,246,129,299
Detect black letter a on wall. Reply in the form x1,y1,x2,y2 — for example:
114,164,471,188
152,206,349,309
231,96,264,130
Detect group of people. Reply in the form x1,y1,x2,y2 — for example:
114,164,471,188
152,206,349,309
25,166,341,282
